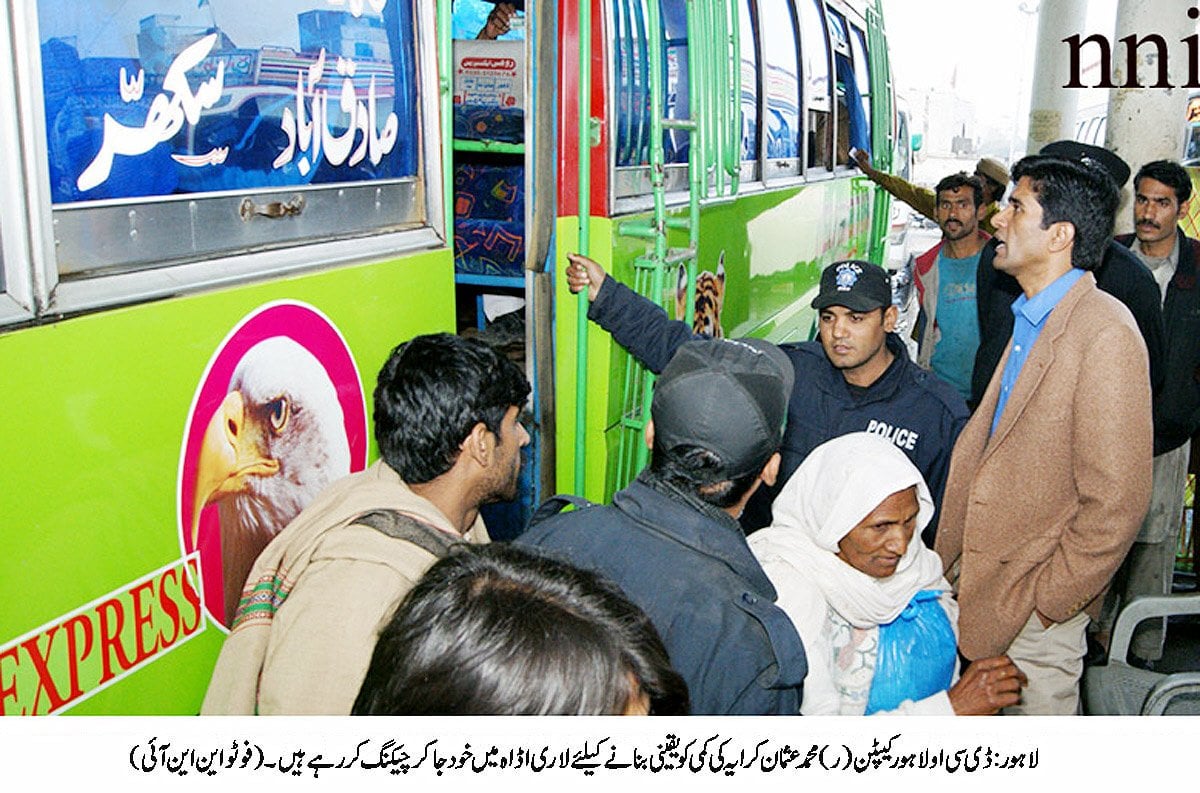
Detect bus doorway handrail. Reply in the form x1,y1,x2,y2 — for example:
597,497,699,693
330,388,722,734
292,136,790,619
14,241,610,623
574,0,593,496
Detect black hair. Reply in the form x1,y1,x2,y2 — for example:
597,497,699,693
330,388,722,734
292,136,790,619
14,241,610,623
1010,154,1119,271
351,544,690,716
649,441,767,509
935,171,984,208
373,333,530,484
1134,160,1192,205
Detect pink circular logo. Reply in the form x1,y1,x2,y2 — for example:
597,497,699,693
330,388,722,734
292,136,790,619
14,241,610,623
177,302,368,630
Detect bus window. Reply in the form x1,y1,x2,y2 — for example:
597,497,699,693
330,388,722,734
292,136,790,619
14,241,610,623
896,109,912,182
1186,124,1200,165
453,0,526,40
1187,92,1200,163
759,0,800,179
849,23,871,136
610,0,691,201
612,0,651,168
738,0,761,175
826,8,866,167
607,2,687,167
797,0,832,172
0,26,28,326
29,0,435,311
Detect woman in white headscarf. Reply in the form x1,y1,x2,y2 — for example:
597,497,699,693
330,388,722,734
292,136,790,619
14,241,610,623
749,433,1025,715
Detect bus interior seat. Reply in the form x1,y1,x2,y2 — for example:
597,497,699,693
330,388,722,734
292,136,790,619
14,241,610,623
453,163,526,278
1082,592,1200,715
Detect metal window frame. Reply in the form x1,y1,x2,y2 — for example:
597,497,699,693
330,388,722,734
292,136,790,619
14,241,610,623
737,0,762,186
797,0,833,176
4,0,446,323
757,0,802,184
0,2,36,324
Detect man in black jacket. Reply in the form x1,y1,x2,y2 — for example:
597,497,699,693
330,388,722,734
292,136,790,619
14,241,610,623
518,336,808,714
971,142,1165,411
565,254,967,545
1110,159,1200,662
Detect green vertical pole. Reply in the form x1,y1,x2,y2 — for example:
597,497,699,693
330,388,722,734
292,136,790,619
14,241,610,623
725,0,741,193
574,0,592,496
865,0,894,267
632,0,669,475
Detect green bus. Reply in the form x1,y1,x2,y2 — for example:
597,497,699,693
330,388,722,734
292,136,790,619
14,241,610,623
0,0,897,714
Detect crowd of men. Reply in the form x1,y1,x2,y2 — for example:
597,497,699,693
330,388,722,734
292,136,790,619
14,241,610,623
200,143,1198,717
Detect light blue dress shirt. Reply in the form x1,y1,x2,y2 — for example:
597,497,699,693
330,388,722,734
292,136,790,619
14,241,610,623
990,268,1085,436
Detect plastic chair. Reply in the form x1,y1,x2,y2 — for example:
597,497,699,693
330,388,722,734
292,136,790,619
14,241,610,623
1082,593,1200,715
1142,672,1200,715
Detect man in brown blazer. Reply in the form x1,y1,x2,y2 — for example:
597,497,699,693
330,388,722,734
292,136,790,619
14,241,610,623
935,155,1153,715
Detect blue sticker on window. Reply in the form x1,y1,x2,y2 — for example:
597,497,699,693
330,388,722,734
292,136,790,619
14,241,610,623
38,0,418,204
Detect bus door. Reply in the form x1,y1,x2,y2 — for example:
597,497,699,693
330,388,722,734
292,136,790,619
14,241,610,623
446,0,556,537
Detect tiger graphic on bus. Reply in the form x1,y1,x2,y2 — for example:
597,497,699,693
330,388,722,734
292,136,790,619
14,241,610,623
675,252,726,339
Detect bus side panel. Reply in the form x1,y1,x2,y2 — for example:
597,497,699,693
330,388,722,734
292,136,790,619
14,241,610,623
552,215,620,505
0,249,454,715
715,177,873,343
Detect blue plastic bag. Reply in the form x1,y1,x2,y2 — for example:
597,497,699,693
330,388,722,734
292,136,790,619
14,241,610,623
864,589,956,714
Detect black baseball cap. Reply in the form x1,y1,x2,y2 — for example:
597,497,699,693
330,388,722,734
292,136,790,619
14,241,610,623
1039,140,1131,188
811,260,893,313
652,338,794,479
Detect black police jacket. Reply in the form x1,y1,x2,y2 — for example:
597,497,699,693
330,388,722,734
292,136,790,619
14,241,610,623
516,475,807,715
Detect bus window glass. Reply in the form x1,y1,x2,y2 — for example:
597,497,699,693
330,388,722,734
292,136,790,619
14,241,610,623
453,0,525,40
826,8,848,52
797,0,831,171
37,0,422,279
1186,124,1200,165
612,0,651,167
896,109,911,181
759,0,800,161
828,8,848,166
849,24,870,125
660,0,689,163
829,11,867,167
738,0,759,163
1187,94,1200,163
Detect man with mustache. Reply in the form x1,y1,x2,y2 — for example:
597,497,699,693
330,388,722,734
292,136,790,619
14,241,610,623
910,173,992,401
853,150,1010,234
1111,159,1200,664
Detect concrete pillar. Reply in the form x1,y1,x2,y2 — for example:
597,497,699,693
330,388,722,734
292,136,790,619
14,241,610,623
1026,0,1088,154
1105,0,1194,234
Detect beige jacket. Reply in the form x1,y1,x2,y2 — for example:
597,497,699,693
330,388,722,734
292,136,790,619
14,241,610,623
200,461,488,715
935,273,1153,659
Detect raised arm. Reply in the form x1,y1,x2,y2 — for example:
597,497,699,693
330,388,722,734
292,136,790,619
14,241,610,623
852,148,937,222
477,3,516,40
567,253,700,374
